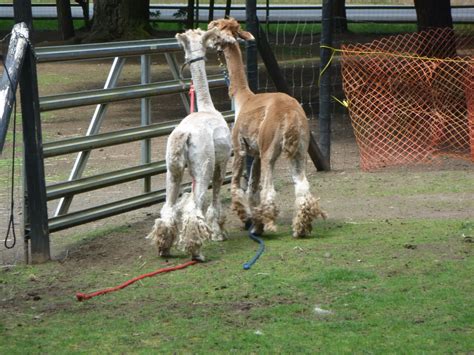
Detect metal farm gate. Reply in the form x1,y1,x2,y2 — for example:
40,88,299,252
1,23,231,263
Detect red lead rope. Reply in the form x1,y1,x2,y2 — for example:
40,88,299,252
189,82,195,113
76,260,198,302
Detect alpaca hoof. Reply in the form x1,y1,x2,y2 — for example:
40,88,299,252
192,254,206,262
292,230,306,238
251,223,264,236
159,249,172,257
211,231,228,242
244,219,252,231
264,221,277,233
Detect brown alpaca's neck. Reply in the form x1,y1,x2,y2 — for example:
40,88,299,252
223,43,254,104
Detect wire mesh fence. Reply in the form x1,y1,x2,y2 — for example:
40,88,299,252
341,28,473,170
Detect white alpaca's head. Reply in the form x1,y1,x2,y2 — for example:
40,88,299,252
176,28,219,63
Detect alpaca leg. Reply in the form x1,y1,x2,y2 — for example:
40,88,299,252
231,146,251,224
147,166,182,256
246,157,264,234
206,164,228,241
290,152,327,238
178,153,213,261
253,154,279,233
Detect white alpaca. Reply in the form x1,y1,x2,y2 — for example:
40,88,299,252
207,18,326,237
146,28,232,261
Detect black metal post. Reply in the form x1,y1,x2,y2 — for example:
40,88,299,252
56,0,75,40
245,0,258,93
245,0,259,175
256,22,289,95
14,0,50,263
208,0,215,22
186,0,194,29
319,0,333,168
224,0,231,18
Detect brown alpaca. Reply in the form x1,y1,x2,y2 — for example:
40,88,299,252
207,18,326,237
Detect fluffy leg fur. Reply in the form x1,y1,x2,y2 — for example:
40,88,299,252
254,164,279,233
178,198,212,261
231,186,251,224
252,200,279,233
292,194,327,238
146,204,178,257
206,203,227,241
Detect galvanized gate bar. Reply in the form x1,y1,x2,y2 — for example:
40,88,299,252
164,52,191,114
47,189,168,233
43,111,234,158
55,56,127,217
39,75,226,111
141,54,152,193
35,38,181,62
46,160,167,200
46,174,232,233
43,120,181,157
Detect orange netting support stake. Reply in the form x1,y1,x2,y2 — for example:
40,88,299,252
467,62,474,161
339,28,474,170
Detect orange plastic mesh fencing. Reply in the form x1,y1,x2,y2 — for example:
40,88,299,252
340,28,474,170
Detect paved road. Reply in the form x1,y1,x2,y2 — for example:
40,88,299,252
1,4,473,23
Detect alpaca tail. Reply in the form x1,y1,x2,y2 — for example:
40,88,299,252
282,112,307,159
167,130,190,171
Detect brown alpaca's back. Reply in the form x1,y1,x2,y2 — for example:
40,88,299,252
234,92,310,159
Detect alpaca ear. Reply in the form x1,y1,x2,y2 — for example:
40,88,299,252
238,29,255,41
175,32,189,48
202,27,220,48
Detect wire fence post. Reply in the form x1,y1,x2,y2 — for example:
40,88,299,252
245,0,258,93
319,0,333,168
14,0,50,263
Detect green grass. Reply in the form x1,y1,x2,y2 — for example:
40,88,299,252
0,218,472,353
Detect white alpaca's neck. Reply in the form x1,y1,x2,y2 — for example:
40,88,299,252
223,43,254,107
188,59,216,112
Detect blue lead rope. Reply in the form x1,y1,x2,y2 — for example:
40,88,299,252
243,228,265,270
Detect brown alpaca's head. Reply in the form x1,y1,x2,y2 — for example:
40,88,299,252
206,18,255,50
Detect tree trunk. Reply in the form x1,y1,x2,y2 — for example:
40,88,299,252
75,0,91,29
414,0,453,31
88,0,152,41
332,0,347,33
186,0,194,29
414,0,455,57
56,0,75,40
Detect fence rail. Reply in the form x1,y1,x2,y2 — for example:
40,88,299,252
39,75,226,112
1,4,473,23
